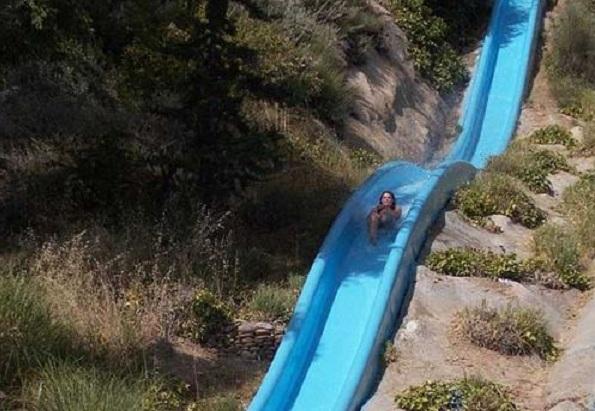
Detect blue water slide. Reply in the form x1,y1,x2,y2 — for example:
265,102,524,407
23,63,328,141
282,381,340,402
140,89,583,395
249,0,545,410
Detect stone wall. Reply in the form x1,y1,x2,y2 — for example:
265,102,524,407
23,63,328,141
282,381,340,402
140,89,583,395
220,320,285,361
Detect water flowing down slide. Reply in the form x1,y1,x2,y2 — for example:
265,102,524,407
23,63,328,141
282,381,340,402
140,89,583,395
249,1,545,410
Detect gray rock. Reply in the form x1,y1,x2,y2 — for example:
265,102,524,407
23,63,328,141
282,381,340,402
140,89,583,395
254,322,274,331
429,211,533,259
570,126,584,144
549,171,580,198
546,295,595,408
343,2,457,164
548,401,583,411
237,322,257,334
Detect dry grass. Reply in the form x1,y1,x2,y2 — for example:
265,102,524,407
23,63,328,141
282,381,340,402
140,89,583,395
455,301,558,360
14,197,243,369
547,0,595,119
243,99,373,186
28,234,168,367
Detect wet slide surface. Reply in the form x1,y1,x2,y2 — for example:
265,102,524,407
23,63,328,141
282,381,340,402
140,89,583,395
286,165,429,411
249,1,544,410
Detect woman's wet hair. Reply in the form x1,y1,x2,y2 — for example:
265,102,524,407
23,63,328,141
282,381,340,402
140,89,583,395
378,190,396,209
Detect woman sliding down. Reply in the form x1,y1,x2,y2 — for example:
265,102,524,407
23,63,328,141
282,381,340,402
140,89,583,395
368,191,402,245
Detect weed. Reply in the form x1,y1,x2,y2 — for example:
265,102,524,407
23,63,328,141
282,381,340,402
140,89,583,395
395,376,518,411
528,125,577,147
386,0,468,92
454,173,546,228
455,301,558,360
425,248,528,281
487,141,571,193
547,0,595,119
0,277,74,388
23,362,153,411
246,274,304,322
533,224,591,290
382,341,398,366
181,290,233,345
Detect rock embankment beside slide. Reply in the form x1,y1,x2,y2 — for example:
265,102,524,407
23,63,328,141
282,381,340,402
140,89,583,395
343,1,463,164
546,295,595,411
364,153,595,410
363,5,595,406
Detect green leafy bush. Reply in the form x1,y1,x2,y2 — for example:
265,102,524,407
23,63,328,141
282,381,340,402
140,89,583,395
528,125,577,147
487,142,571,193
454,173,546,228
426,248,529,281
143,378,241,411
456,302,559,360
395,377,518,411
386,0,468,92
243,0,352,124
181,290,233,344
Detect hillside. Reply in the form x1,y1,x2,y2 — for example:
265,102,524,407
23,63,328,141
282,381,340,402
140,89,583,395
366,1,595,409
4,0,593,409
0,1,492,409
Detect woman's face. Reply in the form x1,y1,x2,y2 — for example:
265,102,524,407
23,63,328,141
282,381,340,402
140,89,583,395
381,192,394,206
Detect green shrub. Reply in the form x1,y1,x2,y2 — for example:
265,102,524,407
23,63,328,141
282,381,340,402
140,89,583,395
456,302,558,360
386,0,468,92
548,0,595,83
533,224,591,290
454,173,546,228
425,248,529,281
530,149,572,173
395,377,518,411
244,0,351,123
247,274,304,322
581,121,595,153
547,0,595,120
23,363,153,411
247,284,296,322
234,14,323,108
181,290,233,344
349,148,381,169
0,277,74,388
561,173,595,260
528,125,577,147
487,142,571,193
562,173,595,224
192,396,243,411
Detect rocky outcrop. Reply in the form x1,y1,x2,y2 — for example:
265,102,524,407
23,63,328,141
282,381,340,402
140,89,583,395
344,2,459,163
545,293,595,411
